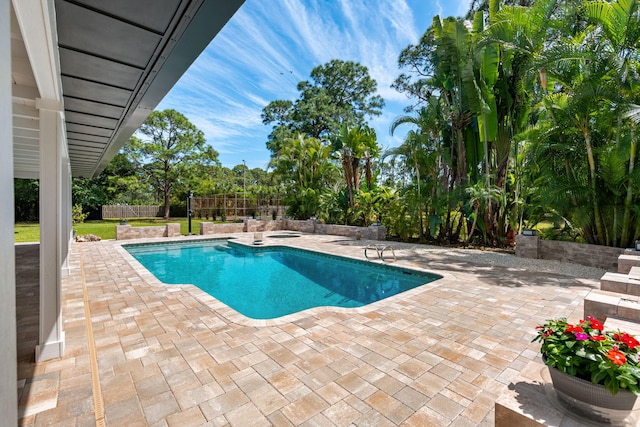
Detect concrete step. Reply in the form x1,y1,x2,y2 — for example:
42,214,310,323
601,272,631,293
600,271,640,296
619,252,640,274
584,289,640,323
630,266,640,280
604,316,640,337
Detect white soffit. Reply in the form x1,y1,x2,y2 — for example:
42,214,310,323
11,0,244,179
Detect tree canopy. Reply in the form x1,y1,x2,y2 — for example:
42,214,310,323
124,109,219,218
262,59,384,155
57,0,640,249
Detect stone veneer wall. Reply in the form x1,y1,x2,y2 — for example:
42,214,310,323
281,219,316,234
199,222,245,235
117,219,386,241
197,219,386,240
245,219,286,233
116,224,181,240
516,234,625,271
313,223,386,240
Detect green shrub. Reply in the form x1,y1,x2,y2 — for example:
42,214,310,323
72,204,89,225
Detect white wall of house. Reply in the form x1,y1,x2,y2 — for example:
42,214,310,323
1,0,18,423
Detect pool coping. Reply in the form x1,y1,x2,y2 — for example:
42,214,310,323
114,233,456,327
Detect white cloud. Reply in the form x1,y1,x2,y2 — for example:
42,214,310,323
160,0,452,168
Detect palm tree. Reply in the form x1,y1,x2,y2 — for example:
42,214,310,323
269,134,337,219
389,98,448,241
331,124,379,209
585,0,640,246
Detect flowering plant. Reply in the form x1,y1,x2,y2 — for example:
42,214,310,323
533,316,640,395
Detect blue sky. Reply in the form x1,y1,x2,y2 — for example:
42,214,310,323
158,0,471,169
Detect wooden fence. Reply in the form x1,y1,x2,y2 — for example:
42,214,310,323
101,205,162,219
192,194,286,220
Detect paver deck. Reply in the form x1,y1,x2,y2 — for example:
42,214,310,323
16,234,600,426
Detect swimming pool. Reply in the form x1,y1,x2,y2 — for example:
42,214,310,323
125,240,440,319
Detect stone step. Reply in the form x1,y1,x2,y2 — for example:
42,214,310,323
630,266,640,280
600,272,632,294
619,252,640,274
604,316,640,337
584,289,640,323
600,272,640,296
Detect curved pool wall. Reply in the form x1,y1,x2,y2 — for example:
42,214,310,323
124,239,442,320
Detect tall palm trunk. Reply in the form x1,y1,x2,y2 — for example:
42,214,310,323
342,155,354,208
621,124,637,247
583,128,605,244
413,153,424,241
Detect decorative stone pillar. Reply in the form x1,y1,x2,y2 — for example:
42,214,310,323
515,234,540,259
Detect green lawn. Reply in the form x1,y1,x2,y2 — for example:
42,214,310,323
14,218,213,243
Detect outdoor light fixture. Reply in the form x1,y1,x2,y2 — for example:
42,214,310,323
522,229,536,236
635,240,640,251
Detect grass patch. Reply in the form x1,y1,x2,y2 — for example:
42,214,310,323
14,218,216,243
14,222,40,243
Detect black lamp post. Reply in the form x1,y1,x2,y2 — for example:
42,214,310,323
187,190,193,234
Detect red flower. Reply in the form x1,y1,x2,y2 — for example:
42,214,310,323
626,336,640,349
607,349,627,366
614,333,640,349
590,335,606,341
565,324,583,334
590,319,604,331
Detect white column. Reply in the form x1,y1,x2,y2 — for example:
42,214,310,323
60,134,71,276
36,97,65,361
1,0,17,423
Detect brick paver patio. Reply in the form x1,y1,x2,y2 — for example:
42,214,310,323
16,234,600,426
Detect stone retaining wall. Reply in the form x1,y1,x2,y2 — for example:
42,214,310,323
314,223,386,240
516,234,625,271
197,219,386,240
199,222,245,235
245,219,286,233
281,219,316,234
116,224,181,240
117,219,387,241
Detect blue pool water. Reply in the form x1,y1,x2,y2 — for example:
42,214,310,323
125,240,440,319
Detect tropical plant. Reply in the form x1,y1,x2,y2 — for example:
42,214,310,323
71,204,88,225
331,124,380,209
383,0,640,249
269,134,338,219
